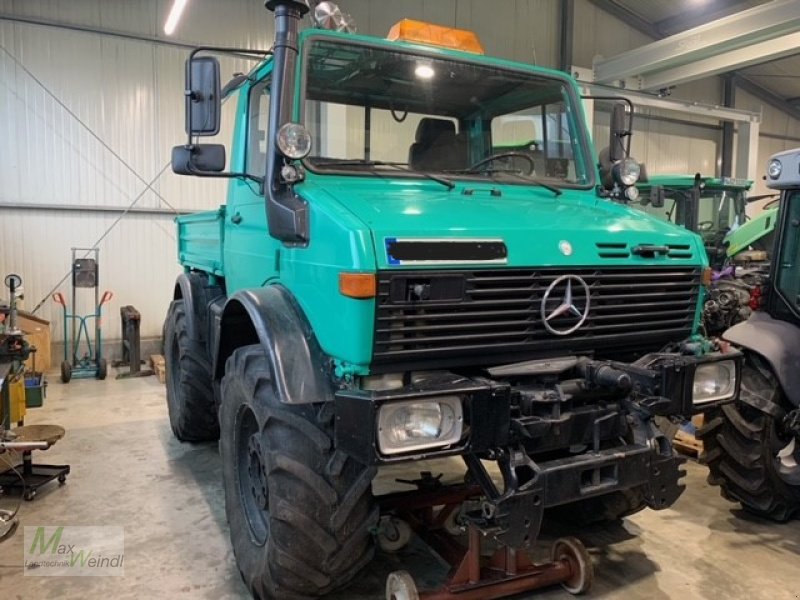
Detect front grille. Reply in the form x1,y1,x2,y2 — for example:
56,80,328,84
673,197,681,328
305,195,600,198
372,267,700,369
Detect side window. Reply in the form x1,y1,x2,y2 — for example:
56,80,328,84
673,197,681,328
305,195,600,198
776,191,800,313
247,79,271,177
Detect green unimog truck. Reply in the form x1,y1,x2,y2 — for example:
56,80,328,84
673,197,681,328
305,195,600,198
164,2,741,597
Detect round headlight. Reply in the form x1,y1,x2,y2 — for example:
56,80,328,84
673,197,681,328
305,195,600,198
276,123,312,160
615,157,641,186
624,185,640,202
767,158,783,180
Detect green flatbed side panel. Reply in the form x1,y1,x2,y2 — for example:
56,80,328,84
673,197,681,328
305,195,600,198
176,207,226,276
726,206,779,256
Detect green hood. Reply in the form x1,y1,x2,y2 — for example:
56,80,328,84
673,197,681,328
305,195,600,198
303,176,708,269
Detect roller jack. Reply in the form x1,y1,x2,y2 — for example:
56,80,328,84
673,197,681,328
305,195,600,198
378,475,593,600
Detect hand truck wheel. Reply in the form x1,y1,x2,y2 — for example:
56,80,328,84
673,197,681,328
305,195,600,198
385,570,419,600
61,361,72,384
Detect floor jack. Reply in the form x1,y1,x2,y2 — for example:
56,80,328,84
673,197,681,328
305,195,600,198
377,473,592,600
0,274,70,502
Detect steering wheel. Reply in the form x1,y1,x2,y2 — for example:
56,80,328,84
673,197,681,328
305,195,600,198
468,151,535,175
698,220,715,232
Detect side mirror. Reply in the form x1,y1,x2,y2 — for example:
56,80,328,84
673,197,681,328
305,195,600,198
608,102,628,163
185,56,221,136
650,185,666,209
172,144,227,175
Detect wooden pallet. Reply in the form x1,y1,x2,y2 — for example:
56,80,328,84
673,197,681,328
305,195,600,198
673,429,704,458
150,354,166,384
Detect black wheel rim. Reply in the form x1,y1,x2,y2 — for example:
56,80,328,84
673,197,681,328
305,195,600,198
236,405,269,545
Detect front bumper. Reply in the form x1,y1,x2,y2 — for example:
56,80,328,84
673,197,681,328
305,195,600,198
334,349,738,546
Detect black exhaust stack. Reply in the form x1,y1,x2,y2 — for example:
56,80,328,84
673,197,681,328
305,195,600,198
265,0,310,245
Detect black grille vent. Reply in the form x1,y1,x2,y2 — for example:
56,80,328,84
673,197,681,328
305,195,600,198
596,242,629,258
666,244,693,259
373,267,700,370
595,242,694,260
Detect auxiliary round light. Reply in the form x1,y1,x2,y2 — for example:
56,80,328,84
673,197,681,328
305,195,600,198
624,185,640,202
615,157,641,186
276,123,312,160
767,158,783,180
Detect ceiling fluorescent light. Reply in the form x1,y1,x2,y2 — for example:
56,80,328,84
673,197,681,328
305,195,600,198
164,0,189,36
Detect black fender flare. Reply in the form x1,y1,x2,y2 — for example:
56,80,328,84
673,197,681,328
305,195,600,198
214,285,333,405
723,311,800,408
172,272,225,344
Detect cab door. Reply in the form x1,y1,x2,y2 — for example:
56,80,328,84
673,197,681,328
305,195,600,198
223,74,278,292
770,189,800,325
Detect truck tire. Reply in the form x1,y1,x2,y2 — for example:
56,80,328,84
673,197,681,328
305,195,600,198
164,299,219,441
546,487,647,526
220,345,378,599
698,354,800,522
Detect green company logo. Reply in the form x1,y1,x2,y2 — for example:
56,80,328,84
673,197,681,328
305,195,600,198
24,526,124,576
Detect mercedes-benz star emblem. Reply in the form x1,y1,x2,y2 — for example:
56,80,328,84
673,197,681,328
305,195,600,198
540,275,591,336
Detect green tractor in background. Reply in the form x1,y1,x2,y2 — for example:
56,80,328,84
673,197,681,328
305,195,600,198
635,174,776,335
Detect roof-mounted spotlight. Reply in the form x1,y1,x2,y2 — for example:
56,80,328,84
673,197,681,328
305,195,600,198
307,1,356,32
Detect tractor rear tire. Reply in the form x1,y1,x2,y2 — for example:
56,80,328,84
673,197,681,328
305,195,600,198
164,299,218,442
698,354,800,522
220,345,378,599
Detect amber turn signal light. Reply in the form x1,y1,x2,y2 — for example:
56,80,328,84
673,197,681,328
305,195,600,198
339,273,376,298
702,267,713,286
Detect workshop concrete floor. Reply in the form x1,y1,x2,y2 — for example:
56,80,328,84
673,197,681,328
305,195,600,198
1,372,799,599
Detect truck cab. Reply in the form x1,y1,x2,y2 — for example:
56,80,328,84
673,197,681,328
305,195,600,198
164,3,741,598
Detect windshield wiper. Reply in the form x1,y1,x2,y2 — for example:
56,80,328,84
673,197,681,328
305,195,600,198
311,159,455,190
486,169,562,197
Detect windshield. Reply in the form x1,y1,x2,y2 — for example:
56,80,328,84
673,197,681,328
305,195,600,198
302,38,592,186
636,187,747,239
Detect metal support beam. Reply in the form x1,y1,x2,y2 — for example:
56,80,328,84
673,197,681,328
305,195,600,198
0,202,193,216
721,75,735,177
573,66,761,181
573,67,760,125
736,119,760,183
638,32,800,91
593,0,800,88
558,0,574,73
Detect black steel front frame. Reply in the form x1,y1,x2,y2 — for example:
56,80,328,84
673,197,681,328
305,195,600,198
335,351,740,547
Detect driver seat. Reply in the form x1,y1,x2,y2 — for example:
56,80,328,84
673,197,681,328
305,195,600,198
409,118,467,172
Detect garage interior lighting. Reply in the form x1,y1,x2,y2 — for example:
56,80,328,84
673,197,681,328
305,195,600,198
164,0,189,36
